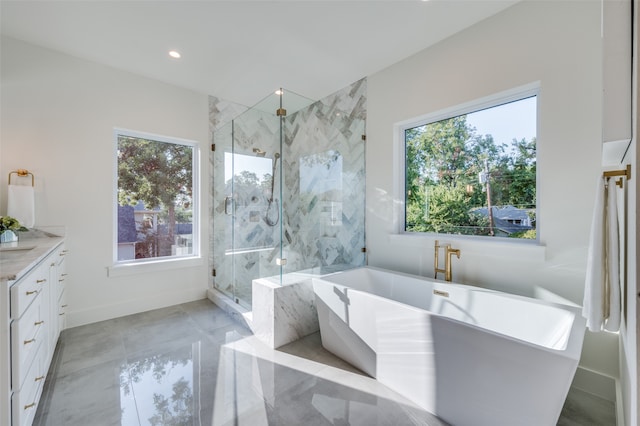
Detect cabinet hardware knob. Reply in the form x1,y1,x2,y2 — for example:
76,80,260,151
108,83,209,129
59,279,65,282
61,304,68,308
35,376,45,382
50,263,56,267
59,313,66,316
61,273,68,277
36,279,46,283
34,321,44,326
59,252,66,256
26,290,38,296
24,402,36,410
24,338,36,345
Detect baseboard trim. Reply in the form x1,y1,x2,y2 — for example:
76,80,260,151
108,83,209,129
572,365,617,402
67,288,207,327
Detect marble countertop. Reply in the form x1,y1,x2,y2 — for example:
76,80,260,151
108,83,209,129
0,229,64,283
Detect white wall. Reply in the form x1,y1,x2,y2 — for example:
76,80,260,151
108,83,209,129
367,0,619,395
618,2,639,424
0,37,210,327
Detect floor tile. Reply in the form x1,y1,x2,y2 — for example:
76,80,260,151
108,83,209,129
557,387,616,426
33,299,616,426
55,329,126,377
34,360,125,426
121,310,197,356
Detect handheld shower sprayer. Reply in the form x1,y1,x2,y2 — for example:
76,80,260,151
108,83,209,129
265,152,280,226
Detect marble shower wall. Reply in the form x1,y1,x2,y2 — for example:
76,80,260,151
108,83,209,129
209,78,367,306
282,78,367,273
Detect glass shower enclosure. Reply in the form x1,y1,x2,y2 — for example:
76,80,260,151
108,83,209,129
212,82,366,309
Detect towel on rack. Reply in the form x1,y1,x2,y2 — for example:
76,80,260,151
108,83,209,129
604,178,620,331
582,176,621,332
7,184,35,228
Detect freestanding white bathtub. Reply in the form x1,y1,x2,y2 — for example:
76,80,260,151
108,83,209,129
313,267,586,426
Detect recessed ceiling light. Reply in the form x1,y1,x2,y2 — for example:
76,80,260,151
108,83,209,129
169,50,181,59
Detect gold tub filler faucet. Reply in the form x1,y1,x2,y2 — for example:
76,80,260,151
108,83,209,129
434,240,460,282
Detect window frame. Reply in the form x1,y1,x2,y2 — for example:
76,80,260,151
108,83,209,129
112,128,201,269
394,82,540,243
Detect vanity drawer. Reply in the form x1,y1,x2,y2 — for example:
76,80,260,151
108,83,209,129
58,290,68,333
57,270,67,300
12,347,45,426
56,246,68,300
11,294,45,390
10,263,47,320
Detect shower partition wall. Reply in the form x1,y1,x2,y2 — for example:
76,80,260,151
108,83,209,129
211,79,367,308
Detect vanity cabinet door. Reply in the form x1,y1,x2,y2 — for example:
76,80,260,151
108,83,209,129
56,246,68,336
11,344,46,426
10,291,45,392
58,290,68,332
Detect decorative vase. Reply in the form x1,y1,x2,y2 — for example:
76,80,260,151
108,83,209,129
0,230,18,243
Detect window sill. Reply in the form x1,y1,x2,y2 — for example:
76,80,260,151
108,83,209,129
388,232,546,262
107,256,203,278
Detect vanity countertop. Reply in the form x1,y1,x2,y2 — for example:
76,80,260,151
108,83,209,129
0,230,64,283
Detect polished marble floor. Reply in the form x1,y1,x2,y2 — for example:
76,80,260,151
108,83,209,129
33,299,615,426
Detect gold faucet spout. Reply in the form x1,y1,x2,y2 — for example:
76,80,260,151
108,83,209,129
435,240,461,282
448,247,461,259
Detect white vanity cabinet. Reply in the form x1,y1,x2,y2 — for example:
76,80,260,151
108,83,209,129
55,249,68,336
1,237,68,426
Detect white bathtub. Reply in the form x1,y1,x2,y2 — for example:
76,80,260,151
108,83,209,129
313,266,586,426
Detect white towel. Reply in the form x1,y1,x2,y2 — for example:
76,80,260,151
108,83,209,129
7,184,35,228
582,176,621,332
583,177,605,332
604,179,620,332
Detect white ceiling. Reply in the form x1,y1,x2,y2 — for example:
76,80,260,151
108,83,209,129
0,0,518,107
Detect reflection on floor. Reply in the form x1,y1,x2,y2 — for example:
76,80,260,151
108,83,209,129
33,300,615,426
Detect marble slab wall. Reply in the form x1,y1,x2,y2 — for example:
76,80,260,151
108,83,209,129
251,276,318,348
282,78,367,274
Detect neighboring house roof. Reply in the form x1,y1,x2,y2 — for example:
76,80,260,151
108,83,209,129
472,205,531,222
133,200,160,212
471,205,533,234
491,216,533,235
118,205,137,243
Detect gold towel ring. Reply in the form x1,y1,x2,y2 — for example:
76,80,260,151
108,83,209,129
8,169,34,186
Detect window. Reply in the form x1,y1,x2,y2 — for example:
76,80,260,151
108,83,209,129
403,92,537,240
115,129,198,263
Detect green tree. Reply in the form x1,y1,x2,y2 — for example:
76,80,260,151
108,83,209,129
505,137,536,209
424,184,474,234
118,136,193,249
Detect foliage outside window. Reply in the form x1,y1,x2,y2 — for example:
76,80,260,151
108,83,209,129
116,130,197,262
405,96,537,239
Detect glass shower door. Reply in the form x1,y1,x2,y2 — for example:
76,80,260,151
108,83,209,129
229,100,283,307
211,120,235,301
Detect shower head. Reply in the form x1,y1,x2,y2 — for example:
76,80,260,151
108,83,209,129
274,152,280,159
253,148,266,157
